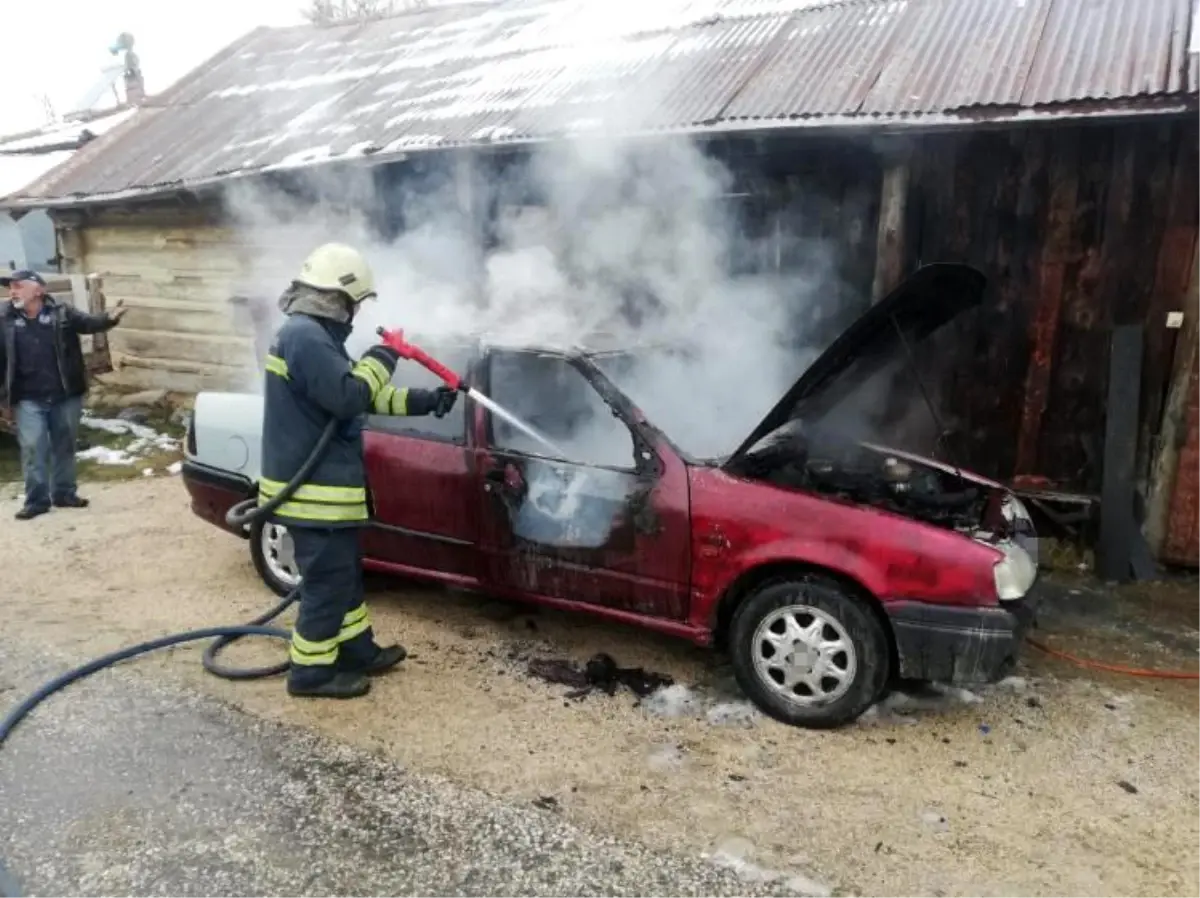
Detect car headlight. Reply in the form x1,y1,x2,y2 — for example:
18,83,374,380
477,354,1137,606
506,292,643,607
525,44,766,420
993,543,1037,601
1000,494,1040,568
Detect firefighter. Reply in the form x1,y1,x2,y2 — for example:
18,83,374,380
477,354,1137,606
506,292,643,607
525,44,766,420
259,242,457,699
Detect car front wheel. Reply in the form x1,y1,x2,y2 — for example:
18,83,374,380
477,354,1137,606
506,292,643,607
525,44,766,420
250,516,301,597
730,574,889,729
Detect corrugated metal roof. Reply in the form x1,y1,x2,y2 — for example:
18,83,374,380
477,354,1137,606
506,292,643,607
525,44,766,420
0,109,140,203
9,0,1197,207
0,151,77,198
0,109,137,154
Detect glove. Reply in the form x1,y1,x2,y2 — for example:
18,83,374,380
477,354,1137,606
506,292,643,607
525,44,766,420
407,386,459,417
431,386,458,418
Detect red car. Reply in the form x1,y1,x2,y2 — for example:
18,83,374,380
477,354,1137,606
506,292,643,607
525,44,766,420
182,263,1039,728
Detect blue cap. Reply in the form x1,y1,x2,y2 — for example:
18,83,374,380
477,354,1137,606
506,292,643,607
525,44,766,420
0,270,46,287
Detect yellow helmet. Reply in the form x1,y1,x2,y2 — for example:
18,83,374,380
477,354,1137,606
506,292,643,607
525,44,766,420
294,242,377,303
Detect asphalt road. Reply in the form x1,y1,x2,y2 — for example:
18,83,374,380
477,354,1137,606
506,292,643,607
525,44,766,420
0,640,814,897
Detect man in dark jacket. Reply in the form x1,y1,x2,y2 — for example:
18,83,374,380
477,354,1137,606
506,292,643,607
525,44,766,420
259,243,457,699
0,270,126,520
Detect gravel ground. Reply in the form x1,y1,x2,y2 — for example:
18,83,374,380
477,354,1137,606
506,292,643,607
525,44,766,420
2,477,1198,897
0,639,821,898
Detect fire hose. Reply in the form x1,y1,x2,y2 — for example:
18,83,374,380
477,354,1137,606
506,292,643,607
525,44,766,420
0,330,476,898
1,329,488,746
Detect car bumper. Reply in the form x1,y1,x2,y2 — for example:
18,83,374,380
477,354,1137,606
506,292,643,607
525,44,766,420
181,458,255,539
885,591,1038,684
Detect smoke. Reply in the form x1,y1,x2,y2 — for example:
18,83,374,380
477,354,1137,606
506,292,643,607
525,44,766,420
220,133,852,464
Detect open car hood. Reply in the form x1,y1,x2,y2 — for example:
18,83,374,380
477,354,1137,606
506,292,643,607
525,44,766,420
724,263,988,466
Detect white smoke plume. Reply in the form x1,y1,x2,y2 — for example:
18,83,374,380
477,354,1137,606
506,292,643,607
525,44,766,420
220,133,853,463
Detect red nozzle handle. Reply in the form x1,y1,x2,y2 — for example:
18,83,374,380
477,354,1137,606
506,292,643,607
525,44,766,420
376,327,463,391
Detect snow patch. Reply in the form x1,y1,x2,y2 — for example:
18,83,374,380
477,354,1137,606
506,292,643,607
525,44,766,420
76,446,136,466
81,414,158,440
77,414,181,469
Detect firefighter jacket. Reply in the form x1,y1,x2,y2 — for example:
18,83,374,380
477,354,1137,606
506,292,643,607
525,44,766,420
257,311,434,528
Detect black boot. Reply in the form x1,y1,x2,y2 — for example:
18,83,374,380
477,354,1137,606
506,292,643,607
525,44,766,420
338,635,407,677
287,670,370,699
362,644,407,675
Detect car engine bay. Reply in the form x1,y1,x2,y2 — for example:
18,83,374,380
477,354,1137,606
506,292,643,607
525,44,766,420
734,424,989,532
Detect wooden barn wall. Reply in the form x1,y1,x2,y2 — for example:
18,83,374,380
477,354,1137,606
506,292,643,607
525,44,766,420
56,204,254,393
903,118,1199,498
60,203,324,394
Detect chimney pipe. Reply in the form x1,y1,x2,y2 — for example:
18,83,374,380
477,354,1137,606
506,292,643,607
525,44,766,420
124,69,145,105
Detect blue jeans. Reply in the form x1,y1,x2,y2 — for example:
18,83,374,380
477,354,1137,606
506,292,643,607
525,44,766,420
15,395,84,510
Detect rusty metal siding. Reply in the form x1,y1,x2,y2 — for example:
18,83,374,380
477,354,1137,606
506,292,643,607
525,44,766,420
6,0,1197,207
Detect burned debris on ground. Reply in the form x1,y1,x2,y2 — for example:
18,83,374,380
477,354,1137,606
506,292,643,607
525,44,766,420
527,652,675,700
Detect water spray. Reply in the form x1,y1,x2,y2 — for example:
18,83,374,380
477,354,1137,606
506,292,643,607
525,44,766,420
375,327,566,458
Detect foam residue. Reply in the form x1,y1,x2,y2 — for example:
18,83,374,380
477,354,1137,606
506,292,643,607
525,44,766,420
640,684,767,728
705,701,760,728
703,837,833,897
641,683,704,718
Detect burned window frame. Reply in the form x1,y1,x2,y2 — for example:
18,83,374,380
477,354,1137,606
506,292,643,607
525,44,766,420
477,346,664,478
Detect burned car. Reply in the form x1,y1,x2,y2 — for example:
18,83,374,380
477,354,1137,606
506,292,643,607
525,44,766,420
181,263,1038,728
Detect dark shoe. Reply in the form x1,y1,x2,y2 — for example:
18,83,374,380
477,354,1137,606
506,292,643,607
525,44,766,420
52,495,89,508
15,505,49,521
337,641,407,676
363,644,407,675
286,671,371,699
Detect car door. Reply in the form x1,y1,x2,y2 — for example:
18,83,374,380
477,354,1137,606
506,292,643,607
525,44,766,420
472,347,691,620
360,339,482,584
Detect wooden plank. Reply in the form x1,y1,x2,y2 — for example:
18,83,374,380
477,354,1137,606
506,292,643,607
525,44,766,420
1096,324,1145,582
1139,122,1200,488
82,224,239,251
1037,123,1116,493
112,329,254,368
1014,127,1076,476
1145,240,1200,557
105,358,253,394
871,151,910,303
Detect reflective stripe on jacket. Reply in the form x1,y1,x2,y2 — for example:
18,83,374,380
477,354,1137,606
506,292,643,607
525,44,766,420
258,313,390,528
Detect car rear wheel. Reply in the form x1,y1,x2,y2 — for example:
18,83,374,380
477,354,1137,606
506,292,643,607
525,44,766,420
730,574,889,729
250,517,301,597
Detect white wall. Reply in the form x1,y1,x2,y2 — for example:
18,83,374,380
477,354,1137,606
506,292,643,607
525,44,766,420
0,211,56,270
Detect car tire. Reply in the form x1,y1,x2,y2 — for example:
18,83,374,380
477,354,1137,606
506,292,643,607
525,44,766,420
729,574,890,729
249,516,302,598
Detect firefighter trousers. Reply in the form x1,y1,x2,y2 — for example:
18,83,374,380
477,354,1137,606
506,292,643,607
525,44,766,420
286,526,379,688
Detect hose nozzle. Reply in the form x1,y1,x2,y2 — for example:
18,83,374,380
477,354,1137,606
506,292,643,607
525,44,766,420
376,327,464,391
